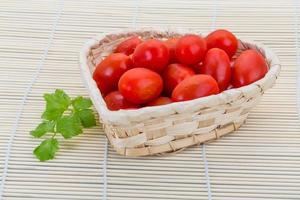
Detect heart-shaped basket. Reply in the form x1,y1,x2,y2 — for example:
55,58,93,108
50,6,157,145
79,29,281,156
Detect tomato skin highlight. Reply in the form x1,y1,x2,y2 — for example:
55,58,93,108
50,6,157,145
163,63,195,96
232,50,268,88
175,34,207,65
115,36,142,55
93,53,132,96
172,74,220,102
146,96,172,106
205,29,238,58
199,48,231,91
118,68,163,104
132,39,169,72
164,38,179,63
104,91,139,111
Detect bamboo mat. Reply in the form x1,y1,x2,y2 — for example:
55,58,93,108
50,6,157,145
0,0,300,199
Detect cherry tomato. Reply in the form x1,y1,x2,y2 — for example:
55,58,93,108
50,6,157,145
104,91,139,111
192,62,203,74
172,74,219,102
199,48,231,91
163,63,195,95
118,68,163,104
232,50,268,88
164,38,179,63
93,53,132,95
146,97,172,106
115,36,142,55
175,34,207,65
205,29,238,58
132,39,169,72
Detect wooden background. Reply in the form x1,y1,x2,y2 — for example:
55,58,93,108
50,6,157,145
0,0,300,199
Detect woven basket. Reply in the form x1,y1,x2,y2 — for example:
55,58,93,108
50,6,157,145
79,29,281,157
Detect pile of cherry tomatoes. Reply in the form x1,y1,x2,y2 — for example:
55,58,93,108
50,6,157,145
93,29,268,111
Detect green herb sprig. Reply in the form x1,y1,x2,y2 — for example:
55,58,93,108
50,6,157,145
31,89,96,161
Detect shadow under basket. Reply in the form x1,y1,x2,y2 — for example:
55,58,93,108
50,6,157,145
79,29,281,157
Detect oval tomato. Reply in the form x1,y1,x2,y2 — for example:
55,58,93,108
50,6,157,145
93,53,132,95
115,36,142,55
232,50,268,88
175,34,207,65
199,48,231,91
118,68,163,104
205,29,238,58
163,63,195,95
164,37,179,63
146,97,172,106
104,91,139,111
132,39,169,72
172,75,219,102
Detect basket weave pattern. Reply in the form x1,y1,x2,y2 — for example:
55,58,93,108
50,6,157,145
79,29,281,156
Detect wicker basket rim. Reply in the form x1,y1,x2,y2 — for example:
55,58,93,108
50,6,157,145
79,28,281,125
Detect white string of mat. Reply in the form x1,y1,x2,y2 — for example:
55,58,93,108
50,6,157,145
102,139,108,200
202,144,212,200
201,1,218,199
132,0,141,30
0,1,64,199
294,0,300,120
101,1,142,199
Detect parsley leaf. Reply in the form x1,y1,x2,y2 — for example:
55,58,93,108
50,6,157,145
75,109,96,128
31,89,97,161
56,115,83,139
42,89,71,120
30,121,55,138
33,138,59,161
72,96,96,128
72,96,93,110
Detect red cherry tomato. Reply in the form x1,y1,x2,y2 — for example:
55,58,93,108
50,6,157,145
146,97,172,106
118,68,163,104
115,36,142,55
163,63,195,95
192,62,203,74
164,38,179,63
199,48,231,91
206,29,238,58
172,74,220,102
93,53,132,95
232,50,268,88
132,39,169,72
104,91,139,111
175,34,207,65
